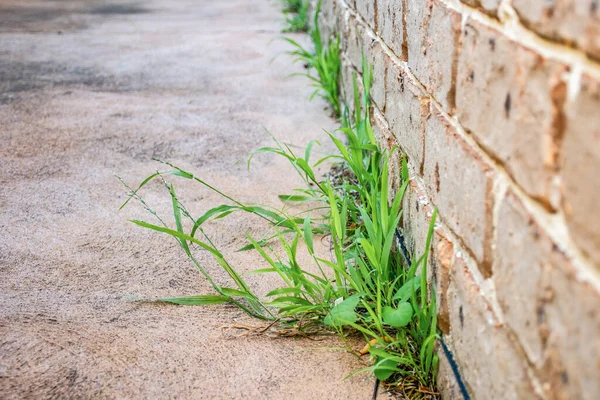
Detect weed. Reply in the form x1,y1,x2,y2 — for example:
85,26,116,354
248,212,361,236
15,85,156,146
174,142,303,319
281,0,310,32
281,0,305,13
121,62,438,393
120,6,439,396
284,2,341,117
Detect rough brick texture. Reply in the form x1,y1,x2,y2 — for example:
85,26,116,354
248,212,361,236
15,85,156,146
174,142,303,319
321,0,600,398
423,107,493,273
513,0,600,61
561,73,600,267
376,0,405,60
459,0,499,16
495,190,600,398
457,18,567,208
384,58,429,172
406,0,461,112
447,254,542,399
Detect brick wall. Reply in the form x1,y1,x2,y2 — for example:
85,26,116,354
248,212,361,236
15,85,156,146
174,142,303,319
316,0,600,398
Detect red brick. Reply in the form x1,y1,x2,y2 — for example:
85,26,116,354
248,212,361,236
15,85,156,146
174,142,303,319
560,73,600,268
423,107,493,275
456,18,566,207
384,57,429,172
376,0,405,60
406,0,461,112
513,0,600,61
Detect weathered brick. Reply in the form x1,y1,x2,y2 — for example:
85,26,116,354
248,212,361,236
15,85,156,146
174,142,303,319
430,236,453,334
355,0,376,30
436,344,463,399
384,57,429,172
561,73,600,267
340,61,357,115
406,0,461,112
423,107,493,275
317,15,333,48
513,0,600,61
376,0,405,60
320,0,336,22
456,18,566,207
398,177,453,318
479,0,499,14
540,260,600,399
493,188,600,399
317,0,339,47
343,17,364,72
447,254,543,400
401,179,431,264
363,35,386,109
493,189,550,366
459,0,499,15
371,109,401,203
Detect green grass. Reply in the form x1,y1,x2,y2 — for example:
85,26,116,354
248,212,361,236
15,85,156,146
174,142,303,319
281,0,310,32
284,1,341,117
120,66,439,393
120,4,439,395
281,0,305,13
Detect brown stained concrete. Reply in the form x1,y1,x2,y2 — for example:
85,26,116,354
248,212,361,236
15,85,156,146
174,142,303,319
0,1,380,398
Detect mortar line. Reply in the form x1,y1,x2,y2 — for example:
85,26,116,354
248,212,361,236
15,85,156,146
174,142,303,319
441,0,600,81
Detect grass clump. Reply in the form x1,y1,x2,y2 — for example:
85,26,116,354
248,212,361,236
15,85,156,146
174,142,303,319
121,67,439,396
281,0,310,32
284,2,341,117
120,8,439,398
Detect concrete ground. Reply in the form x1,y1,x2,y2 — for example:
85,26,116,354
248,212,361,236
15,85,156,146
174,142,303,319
0,1,380,398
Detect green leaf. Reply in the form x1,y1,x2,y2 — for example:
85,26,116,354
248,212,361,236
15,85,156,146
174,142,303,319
265,287,304,297
382,303,413,328
324,294,360,327
373,356,397,381
159,295,230,306
220,288,254,299
303,215,314,254
392,276,421,302
278,194,313,202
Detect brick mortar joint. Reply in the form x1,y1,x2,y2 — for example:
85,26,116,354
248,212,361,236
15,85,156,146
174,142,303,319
442,0,599,95
334,0,600,291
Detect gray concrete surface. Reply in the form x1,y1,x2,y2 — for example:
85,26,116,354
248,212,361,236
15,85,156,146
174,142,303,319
0,1,379,398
